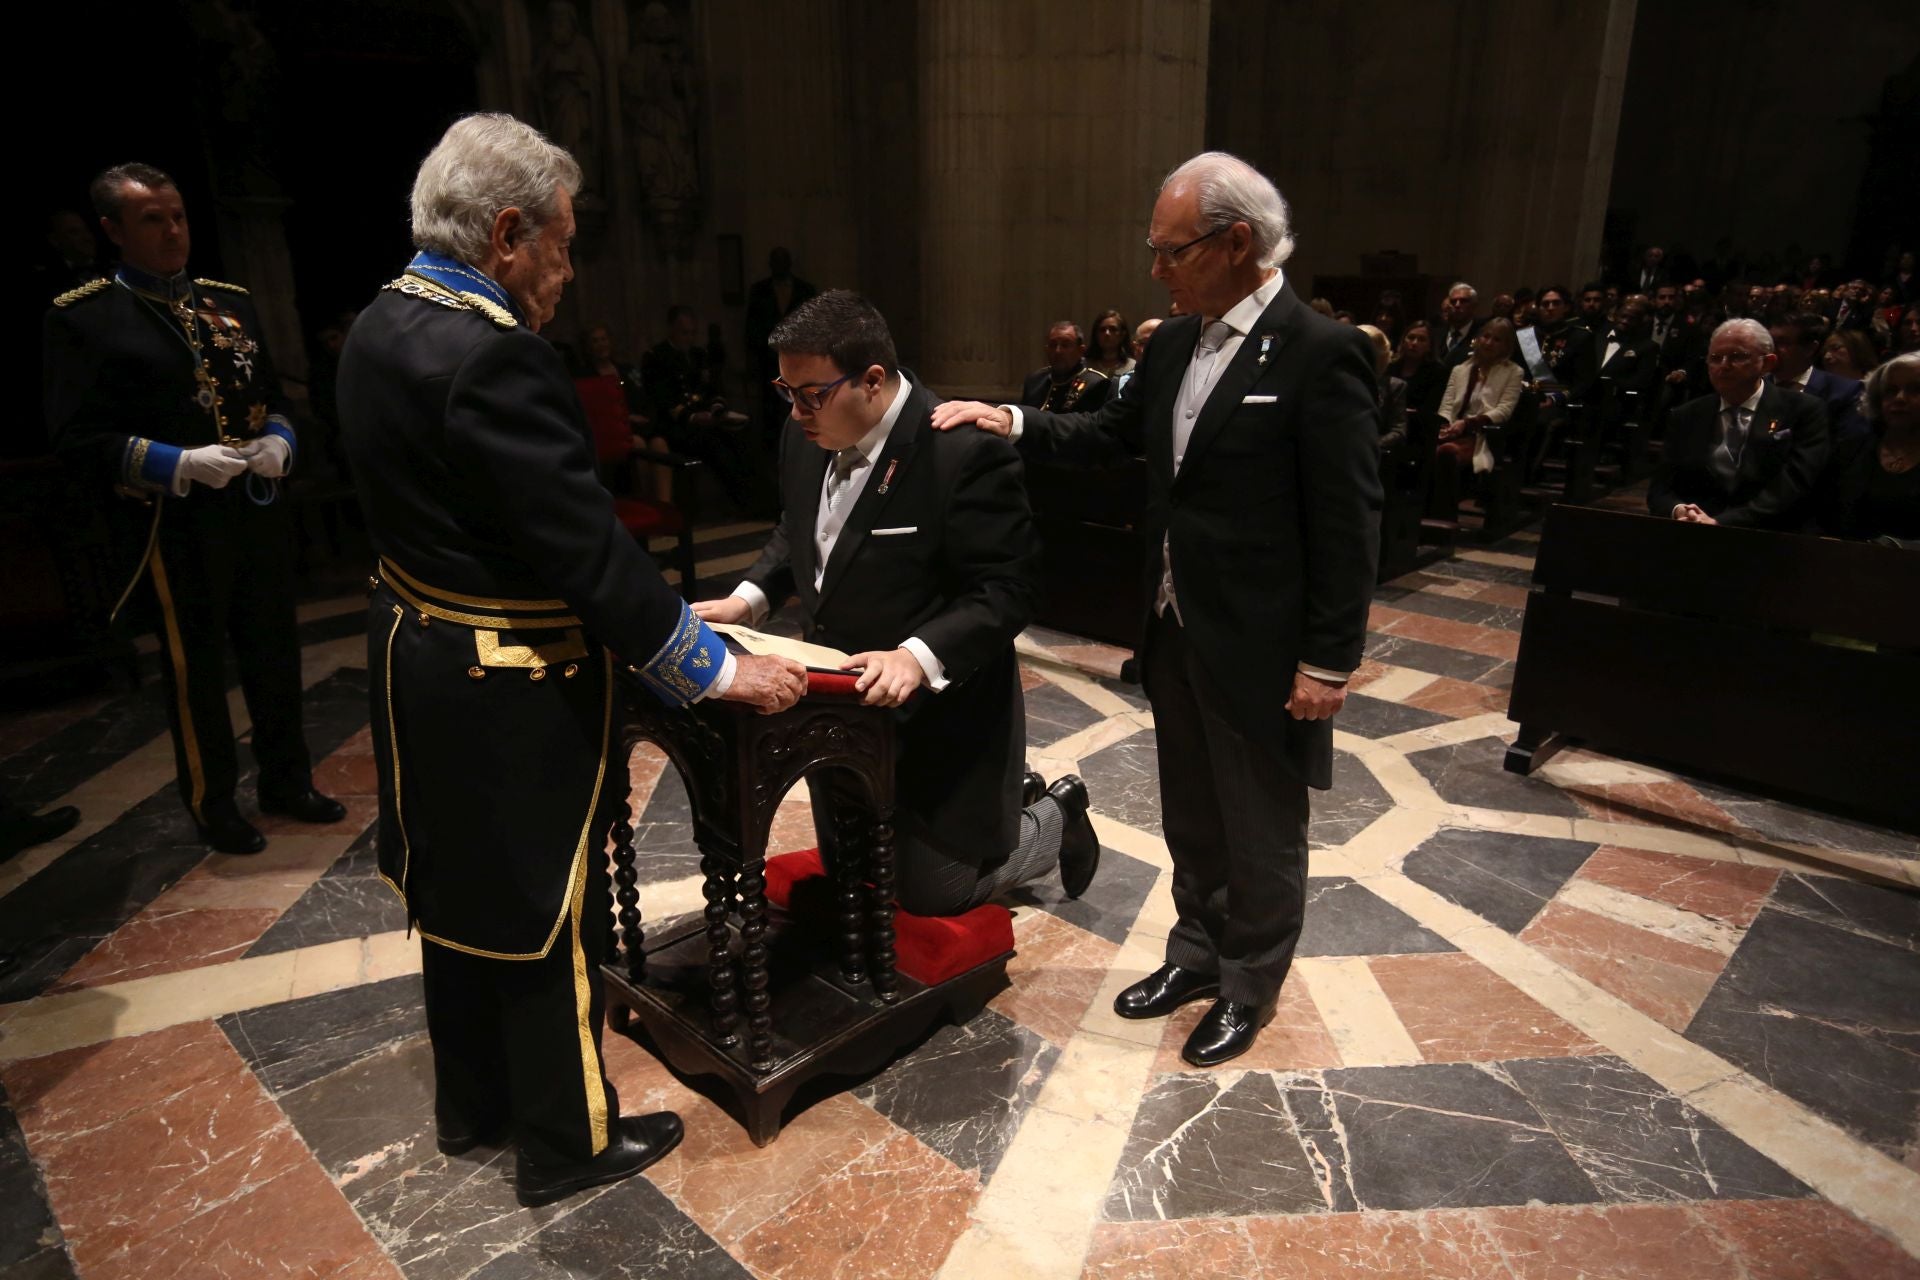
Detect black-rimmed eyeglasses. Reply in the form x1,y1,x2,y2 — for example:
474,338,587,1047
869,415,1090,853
1145,226,1224,265
771,373,852,411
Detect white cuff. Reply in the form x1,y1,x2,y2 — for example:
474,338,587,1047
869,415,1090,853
1003,405,1024,443
900,637,949,691
1298,663,1351,685
730,581,770,626
696,650,738,701
169,462,191,497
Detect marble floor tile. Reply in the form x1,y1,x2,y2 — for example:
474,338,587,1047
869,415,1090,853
1242,1209,1518,1278
1400,827,1598,932
1687,778,1920,860
1470,1202,1742,1278
1310,751,1397,849
1573,846,1780,928
221,973,426,1096
1294,877,1456,958
1684,902,1920,1158
853,1007,1058,1182
1764,871,1920,952
731,1129,979,1279
1083,1217,1261,1279
1092,673,1152,711
49,905,283,990
1047,642,1132,682
461,1172,750,1280
0,684,171,812
1406,738,1588,820
1362,632,1508,683
1104,1071,1331,1221
1400,674,1512,720
1519,901,1726,1030
1022,680,1107,750
1011,843,1158,946
1367,953,1604,1062
0,1081,71,1277
1333,693,1455,740
992,910,1120,1047
629,765,707,884
1320,1061,1600,1210
1565,780,1745,835
1369,604,1521,661
1689,1197,1920,1279
1389,587,1525,632
1149,981,1342,1075
1498,1055,1808,1203
1423,556,1536,587
247,821,408,957
1076,736,1164,837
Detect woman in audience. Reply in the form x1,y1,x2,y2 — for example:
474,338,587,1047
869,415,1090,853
583,323,672,501
1087,309,1135,378
1821,328,1880,382
1893,307,1920,357
1434,318,1522,471
1356,325,1406,454
1390,319,1447,439
1822,352,1920,545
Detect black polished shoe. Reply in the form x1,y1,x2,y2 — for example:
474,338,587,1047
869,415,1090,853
0,804,80,863
1046,774,1100,900
515,1112,684,1209
196,799,266,855
1021,769,1046,808
438,1117,511,1157
259,786,347,825
1113,963,1220,1020
1181,998,1276,1068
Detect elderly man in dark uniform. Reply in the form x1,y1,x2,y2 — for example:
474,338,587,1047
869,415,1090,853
42,163,344,854
337,114,805,1208
1020,321,1112,414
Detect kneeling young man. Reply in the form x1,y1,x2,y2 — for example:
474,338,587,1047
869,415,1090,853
695,290,1098,913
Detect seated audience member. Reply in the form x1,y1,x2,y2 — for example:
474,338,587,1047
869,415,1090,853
1604,284,1621,314
1434,318,1523,471
1822,328,1879,382
1647,318,1831,530
1831,279,1874,334
642,303,761,512
584,323,676,501
1893,249,1917,305
1893,307,1920,357
1510,289,1537,331
1633,245,1667,294
1576,281,1609,335
1113,317,1162,400
1820,352,1920,544
1488,292,1516,325
1357,325,1406,454
1390,318,1447,433
1436,282,1484,367
1875,285,1905,331
1088,308,1135,378
1769,313,1866,442
1020,320,1111,413
1530,285,1600,403
1600,296,1662,401
1650,283,1685,350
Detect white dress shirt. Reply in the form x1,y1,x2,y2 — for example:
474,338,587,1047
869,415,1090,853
729,377,950,690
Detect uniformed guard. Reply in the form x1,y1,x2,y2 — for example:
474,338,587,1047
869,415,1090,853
1018,320,1112,415
336,114,806,1208
42,163,345,854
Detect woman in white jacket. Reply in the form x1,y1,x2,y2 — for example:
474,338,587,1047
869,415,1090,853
1435,317,1523,472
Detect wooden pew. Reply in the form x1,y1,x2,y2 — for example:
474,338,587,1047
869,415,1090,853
1506,505,1920,832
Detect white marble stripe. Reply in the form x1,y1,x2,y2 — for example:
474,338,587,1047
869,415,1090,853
1555,877,1742,955
1356,665,1440,703
1295,956,1423,1066
1456,549,1536,571
1369,711,1514,754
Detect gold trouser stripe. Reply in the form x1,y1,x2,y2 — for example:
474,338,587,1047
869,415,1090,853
379,605,413,908
149,543,207,822
380,557,571,613
384,571,583,631
570,648,615,1154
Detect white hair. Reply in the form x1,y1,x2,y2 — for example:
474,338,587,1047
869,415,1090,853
1448,281,1477,300
410,113,581,264
1162,151,1295,269
1712,317,1774,354
1863,351,1920,424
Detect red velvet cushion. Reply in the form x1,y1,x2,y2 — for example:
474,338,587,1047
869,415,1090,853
763,848,1014,986
613,498,685,538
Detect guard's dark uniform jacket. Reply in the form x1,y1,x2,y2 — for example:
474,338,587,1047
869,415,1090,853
336,254,728,1163
42,268,311,822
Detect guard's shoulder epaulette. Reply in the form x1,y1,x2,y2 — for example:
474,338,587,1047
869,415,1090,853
193,277,250,295
458,292,518,330
52,277,111,308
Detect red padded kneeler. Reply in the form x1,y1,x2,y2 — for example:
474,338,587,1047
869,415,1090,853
763,848,1014,986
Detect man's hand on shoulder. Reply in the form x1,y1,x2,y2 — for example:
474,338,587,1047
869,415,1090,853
929,401,1013,436
843,648,926,708
1284,670,1348,721
719,653,806,714
693,596,751,625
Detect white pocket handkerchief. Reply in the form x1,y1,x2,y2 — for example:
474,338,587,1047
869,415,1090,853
1242,394,1278,404
871,526,918,536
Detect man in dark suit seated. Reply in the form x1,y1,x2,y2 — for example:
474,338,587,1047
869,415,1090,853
1576,281,1610,337
694,290,1100,916
1436,282,1484,369
1767,312,1867,443
1648,318,1831,530
1600,296,1662,401
1020,321,1111,413
1529,286,1600,404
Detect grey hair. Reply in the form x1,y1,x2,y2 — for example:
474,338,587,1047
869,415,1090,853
1862,351,1920,424
1161,151,1295,269
1712,317,1774,354
1447,281,1477,300
410,113,581,264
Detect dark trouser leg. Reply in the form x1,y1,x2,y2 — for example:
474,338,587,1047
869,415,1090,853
498,856,620,1165
419,938,511,1133
147,519,239,822
1146,613,1230,980
229,505,313,794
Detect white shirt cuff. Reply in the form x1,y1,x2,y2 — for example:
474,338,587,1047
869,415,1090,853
730,581,770,626
900,637,949,691
1003,405,1024,443
1298,663,1351,684
697,650,738,701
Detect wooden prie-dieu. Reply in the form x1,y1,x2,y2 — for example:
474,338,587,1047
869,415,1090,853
601,670,1013,1145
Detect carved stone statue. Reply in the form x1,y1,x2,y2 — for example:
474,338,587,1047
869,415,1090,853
619,1,703,255
534,0,602,195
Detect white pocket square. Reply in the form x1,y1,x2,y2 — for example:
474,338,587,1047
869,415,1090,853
1241,394,1278,404
871,526,918,536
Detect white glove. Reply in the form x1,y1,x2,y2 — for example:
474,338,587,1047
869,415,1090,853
173,444,249,494
238,435,291,478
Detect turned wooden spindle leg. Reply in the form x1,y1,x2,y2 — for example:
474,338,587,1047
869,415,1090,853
608,792,645,982
700,848,740,1046
833,806,868,985
867,807,900,1003
737,855,774,1069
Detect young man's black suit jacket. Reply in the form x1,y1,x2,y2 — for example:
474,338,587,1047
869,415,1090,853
1601,336,1663,400
740,379,1040,865
1647,385,1831,530
1013,282,1383,790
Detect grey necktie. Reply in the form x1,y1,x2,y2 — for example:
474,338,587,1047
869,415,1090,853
825,446,863,511
1173,320,1235,471
1712,405,1748,486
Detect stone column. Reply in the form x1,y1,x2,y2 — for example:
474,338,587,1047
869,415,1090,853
917,0,1210,398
